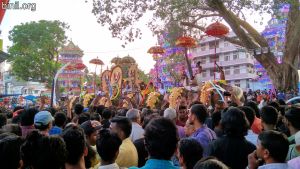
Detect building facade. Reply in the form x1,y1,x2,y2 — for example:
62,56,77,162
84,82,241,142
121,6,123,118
191,32,257,90
58,41,84,95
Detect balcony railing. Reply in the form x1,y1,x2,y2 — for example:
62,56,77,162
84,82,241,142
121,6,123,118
195,58,255,69
201,72,256,82
192,46,238,57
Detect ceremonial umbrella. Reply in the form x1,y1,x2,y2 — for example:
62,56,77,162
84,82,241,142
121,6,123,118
147,45,165,81
89,57,104,94
205,22,229,80
175,36,197,78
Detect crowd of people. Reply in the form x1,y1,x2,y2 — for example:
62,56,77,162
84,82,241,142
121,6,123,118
0,86,300,169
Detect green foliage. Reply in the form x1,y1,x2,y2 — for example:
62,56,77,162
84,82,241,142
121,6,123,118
138,69,150,83
8,20,69,85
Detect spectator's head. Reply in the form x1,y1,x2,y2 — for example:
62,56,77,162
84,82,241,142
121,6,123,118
245,101,260,118
0,133,23,169
260,106,278,131
178,105,188,121
61,125,88,166
211,111,222,130
110,116,132,140
284,106,300,132
238,106,255,127
78,113,90,125
193,157,229,169
102,108,112,120
188,104,208,126
21,131,67,169
256,131,289,163
96,129,122,164
142,113,160,129
13,106,23,113
1,124,22,136
80,120,102,146
221,107,248,137
178,138,203,169
126,108,141,123
44,107,57,117
268,101,283,116
12,109,24,124
0,113,7,128
34,111,54,133
184,119,196,137
144,117,178,160
163,108,177,122
74,104,84,115
90,113,101,122
54,112,67,128
20,108,38,126
96,105,105,116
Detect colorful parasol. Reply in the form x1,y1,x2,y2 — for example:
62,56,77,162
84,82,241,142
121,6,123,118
147,46,165,55
205,22,229,80
175,36,197,48
89,58,104,65
205,22,229,37
175,36,197,78
89,57,104,94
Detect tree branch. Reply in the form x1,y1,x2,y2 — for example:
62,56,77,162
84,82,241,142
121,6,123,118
180,21,244,47
206,0,279,72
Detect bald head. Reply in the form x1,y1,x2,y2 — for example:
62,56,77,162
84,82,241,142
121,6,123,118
126,109,140,122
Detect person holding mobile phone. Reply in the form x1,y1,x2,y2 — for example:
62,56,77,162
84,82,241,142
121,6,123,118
247,131,290,169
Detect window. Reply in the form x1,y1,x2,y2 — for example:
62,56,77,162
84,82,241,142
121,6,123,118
209,55,219,63
246,80,250,89
202,71,207,77
224,55,230,61
224,42,229,47
233,52,239,60
234,66,240,74
200,57,207,64
210,69,215,76
234,80,240,87
201,43,206,51
225,67,230,75
209,41,219,49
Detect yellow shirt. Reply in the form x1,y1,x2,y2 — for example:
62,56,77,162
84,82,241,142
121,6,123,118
115,138,138,168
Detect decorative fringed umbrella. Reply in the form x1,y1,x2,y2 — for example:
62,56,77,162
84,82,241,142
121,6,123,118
175,36,197,78
147,46,166,55
205,22,229,80
147,45,165,82
89,57,104,94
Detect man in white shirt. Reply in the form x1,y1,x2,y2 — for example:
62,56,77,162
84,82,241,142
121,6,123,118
126,109,144,142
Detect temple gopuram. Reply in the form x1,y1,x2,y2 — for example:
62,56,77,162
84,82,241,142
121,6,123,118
58,41,84,95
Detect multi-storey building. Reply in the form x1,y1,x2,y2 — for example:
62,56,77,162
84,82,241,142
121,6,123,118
58,41,84,95
191,32,257,90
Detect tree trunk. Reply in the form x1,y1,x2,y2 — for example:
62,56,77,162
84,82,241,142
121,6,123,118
267,64,299,91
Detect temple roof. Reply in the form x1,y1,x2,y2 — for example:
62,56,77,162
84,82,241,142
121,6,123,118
60,41,84,56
